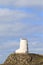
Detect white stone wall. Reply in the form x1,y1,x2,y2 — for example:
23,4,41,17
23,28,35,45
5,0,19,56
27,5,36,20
15,38,28,53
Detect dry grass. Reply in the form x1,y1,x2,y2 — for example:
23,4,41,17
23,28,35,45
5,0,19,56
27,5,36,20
0,53,43,65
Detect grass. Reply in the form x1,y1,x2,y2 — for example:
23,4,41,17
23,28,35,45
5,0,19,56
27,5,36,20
0,53,43,65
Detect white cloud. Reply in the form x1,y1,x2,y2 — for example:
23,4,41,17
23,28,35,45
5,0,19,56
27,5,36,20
0,40,19,50
31,42,38,46
0,8,43,53
0,0,43,7
36,48,43,51
0,0,43,63
25,24,43,34
0,22,27,36
0,8,37,37
0,8,13,16
0,55,2,57
30,48,43,52
14,0,42,7
0,8,27,22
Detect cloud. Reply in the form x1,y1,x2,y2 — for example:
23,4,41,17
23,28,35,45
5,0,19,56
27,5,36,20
0,8,28,37
0,8,43,45
0,0,43,7
0,7,43,52
14,0,42,7
35,48,43,51
0,54,8,64
0,40,19,63
31,42,38,46
0,0,43,63
0,40,19,50
25,24,43,34
0,8,38,37
0,8,28,22
0,22,27,36
0,55,2,57
0,8,42,23
30,48,43,52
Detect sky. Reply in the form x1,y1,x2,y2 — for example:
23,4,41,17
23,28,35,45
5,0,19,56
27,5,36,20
0,0,43,64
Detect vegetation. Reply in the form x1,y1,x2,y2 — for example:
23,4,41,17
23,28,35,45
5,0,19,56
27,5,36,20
0,53,43,65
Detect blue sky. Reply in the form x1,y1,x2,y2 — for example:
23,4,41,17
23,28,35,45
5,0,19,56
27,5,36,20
0,0,43,64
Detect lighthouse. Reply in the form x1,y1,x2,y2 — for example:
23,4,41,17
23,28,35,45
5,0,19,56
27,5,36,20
15,38,28,53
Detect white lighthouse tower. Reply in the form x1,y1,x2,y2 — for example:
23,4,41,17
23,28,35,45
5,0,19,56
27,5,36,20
15,38,28,53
